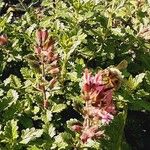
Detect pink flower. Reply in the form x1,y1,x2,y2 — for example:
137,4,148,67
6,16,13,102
100,111,114,125
82,69,92,94
43,37,54,51
36,29,48,46
70,68,122,144
71,124,82,133
36,29,42,46
84,106,115,122
83,69,92,85
41,30,48,43
50,60,58,67
80,126,103,143
49,67,59,75
89,90,100,102
104,104,116,114
102,90,113,106
93,71,103,85
34,46,42,54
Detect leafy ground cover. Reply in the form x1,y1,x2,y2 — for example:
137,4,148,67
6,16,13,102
0,0,150,149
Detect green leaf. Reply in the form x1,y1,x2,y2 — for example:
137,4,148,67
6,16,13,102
26,23,37,36
41,110,53,123
0,1,5,8
67,118,79,130
2,119,19,143
67,32,87,59
19,115,33,128
136,89,149,97
101,111,127,150
51,103,67,113
20,128,43,144
83,140,100,149
67,71,79,82
145,71,150,86
2,101,23,121
0,97,11,111
48,124,56,138
21,67,34,79
124,73,145,91
51,132,72,150
4,75,22,88
129,99,150,111
134,73,145,86
7,89,19,102
27,145,42,150
0,89,4,97
24,55,41,73
32,106,40,115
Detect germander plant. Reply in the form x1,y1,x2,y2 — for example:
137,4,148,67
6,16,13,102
34,29,60,108
25,29,125,149
24,29,125,149
0,0,150,150
70,67,123,146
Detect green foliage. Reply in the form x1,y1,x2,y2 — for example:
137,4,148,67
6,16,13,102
0,0,150,149
0,119,19,149
20,128,43,144
51,104,67,113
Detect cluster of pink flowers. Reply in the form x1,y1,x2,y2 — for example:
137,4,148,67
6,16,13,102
72,68,122,143
35,29,59,76
35,29,60,108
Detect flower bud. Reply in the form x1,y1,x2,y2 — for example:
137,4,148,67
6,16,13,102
94,130,104,138
0,35,8,46
46,51,54,61
37,84,45,92
51,53,59,62
49,67,59,75
100,111,114,125
80,125,99,143
43,37,54,51
104,104,116,114
49,78,57,88
71,124,82,133
34,46,42,55
41,29,48,43
36,29,42,46
50,60,58,67
83,84,91,93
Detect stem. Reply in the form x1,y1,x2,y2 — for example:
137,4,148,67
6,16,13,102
41,55,47,108
85,101,90,128
61,53,68,85
107,0,115,28
18,0,27,11
42,86,46,101
117,104,128,150
42,63,45,79
41,55,45,79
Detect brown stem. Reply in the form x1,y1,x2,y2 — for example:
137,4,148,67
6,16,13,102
41,55,47,108
85,101,90,128
41,56,45,79
42,86,46,101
